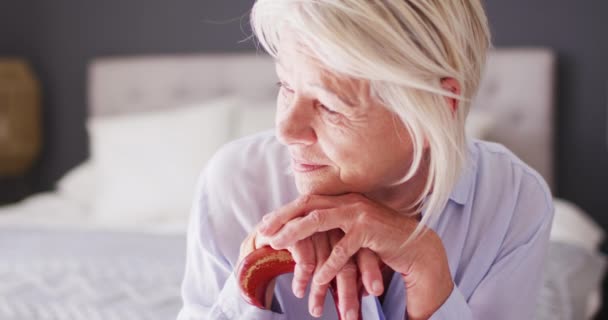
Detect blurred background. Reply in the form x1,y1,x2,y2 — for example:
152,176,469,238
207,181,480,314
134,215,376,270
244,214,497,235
0,1,607,319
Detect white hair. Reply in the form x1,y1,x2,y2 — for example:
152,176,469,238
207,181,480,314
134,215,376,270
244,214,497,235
251,0,491,240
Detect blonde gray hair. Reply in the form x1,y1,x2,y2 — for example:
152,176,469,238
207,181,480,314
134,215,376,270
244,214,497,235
251,0,491,238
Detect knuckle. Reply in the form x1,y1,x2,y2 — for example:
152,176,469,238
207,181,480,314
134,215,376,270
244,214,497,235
295,277,309,287
332,244,348,260
296,265,311,276
353,199,367,212
340,262,359,276
299,262,316,273
342,294,359,307
356,210,372,226
355,209,367,221
325,257,342,273
311,282,328,295
309,210,325,225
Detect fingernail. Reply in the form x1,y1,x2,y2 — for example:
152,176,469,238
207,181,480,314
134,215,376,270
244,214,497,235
312,306,322,317
295,288,305,298
346,309,357,320
372,280,382,295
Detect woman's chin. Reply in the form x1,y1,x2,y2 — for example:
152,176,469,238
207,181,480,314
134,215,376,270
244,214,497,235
294,175,347,196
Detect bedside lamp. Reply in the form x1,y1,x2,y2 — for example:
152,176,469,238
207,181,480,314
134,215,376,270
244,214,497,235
0,58,41,176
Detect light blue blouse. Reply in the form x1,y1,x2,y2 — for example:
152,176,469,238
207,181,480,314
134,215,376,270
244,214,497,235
177,131,554,319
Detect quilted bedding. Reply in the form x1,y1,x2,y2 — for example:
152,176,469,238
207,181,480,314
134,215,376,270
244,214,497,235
0,228,185,320
0,226,604,320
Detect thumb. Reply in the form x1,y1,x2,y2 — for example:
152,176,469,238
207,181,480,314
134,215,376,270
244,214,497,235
239,232,257,262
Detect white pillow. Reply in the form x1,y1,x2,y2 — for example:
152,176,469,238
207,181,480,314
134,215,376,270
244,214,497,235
465,110,496,140
87,97,240,224
55,160,96,208
551,198,605,252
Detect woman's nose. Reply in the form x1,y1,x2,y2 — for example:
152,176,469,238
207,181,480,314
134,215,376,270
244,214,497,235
276,97,317,146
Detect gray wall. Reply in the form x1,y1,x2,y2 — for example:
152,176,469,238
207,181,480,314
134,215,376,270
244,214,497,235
1,0,607,318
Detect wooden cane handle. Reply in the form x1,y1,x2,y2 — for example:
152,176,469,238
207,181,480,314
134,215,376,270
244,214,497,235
236,246,363,319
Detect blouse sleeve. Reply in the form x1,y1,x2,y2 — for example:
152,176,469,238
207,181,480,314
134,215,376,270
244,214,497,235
176,171,288,320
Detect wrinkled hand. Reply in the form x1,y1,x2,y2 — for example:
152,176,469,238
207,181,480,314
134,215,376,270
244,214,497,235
285,229,385,319
248,227,382,319
258,193,454,320
240,213,384,319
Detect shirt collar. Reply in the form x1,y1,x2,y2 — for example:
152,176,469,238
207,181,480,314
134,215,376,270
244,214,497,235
448,139,478,205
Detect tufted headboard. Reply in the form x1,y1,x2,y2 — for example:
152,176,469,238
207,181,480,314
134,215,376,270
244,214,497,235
88,49,556,190
475,49,556,191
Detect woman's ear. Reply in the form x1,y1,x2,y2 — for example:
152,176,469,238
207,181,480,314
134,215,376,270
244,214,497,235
440,78,461,113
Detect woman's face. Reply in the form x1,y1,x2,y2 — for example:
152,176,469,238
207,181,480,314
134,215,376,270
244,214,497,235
275,41,416,196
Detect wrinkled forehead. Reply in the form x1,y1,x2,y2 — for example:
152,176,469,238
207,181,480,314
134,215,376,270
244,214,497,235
274,37,371,106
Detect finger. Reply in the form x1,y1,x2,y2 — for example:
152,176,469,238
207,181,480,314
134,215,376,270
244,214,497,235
336,258,360,320
268,216,306,250
309,232,331,318
238,232,256,262
253,232,272,249
258,194,339,236
357,248,384,297
314,229,363,286
290,238,316,298
270,205,358,249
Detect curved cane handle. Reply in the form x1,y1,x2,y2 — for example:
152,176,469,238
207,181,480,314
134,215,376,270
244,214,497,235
236,246,363,319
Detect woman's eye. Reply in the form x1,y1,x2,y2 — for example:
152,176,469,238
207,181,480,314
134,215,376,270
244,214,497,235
319,103,338,114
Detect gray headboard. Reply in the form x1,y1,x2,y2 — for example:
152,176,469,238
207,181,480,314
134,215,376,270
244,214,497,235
88,49,555,190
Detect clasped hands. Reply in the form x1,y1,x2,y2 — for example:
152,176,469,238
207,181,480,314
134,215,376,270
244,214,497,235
238,193,454,320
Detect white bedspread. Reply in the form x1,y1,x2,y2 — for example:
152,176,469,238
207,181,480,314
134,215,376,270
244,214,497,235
0,192,188,234
0,227,185,320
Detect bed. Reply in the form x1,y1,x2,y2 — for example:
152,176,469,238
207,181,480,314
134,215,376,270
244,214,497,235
0,50,605,320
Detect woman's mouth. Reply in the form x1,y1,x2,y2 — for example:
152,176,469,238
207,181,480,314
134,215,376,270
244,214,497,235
291,159,327,173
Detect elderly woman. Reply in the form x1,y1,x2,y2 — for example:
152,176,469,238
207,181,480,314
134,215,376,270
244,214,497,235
177,1,553,319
